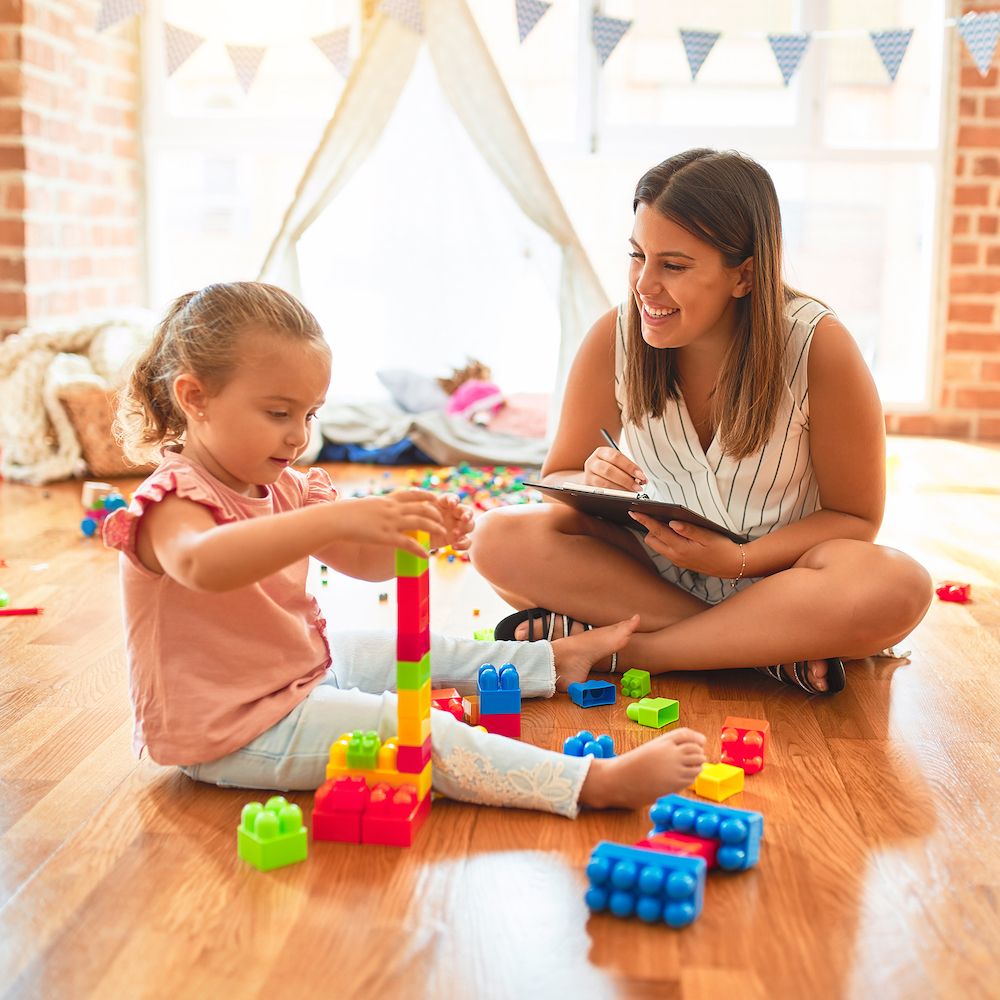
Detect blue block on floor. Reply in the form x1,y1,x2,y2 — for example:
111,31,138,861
478,662,521,715
563,730,616,758
647,794,763,873
585,841,706,928
567,680,616,708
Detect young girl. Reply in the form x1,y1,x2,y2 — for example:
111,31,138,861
471,149,933,695
104,281,706,818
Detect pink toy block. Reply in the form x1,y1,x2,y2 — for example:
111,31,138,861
478,713,520,738
635,830,719,868
396,735,432,773
312,775,368,842
720,716,770,775
397,574,429,633
361,781,431,846
936,581,971,603
397,628,430,662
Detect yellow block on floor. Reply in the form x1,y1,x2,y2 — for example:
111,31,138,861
691,762,744,802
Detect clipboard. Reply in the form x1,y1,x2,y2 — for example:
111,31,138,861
526,482,748,543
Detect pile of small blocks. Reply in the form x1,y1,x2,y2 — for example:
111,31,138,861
567,680,615,708
563,730,616,758
80,480,127,537
237,797,308,871
477,663,521,737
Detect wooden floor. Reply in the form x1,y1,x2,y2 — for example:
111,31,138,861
1,437,999,1000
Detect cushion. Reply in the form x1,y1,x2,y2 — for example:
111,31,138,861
376,369,450,414
58,387,154,478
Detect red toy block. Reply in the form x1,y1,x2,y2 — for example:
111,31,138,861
935,581,971,603
635,831,719,868
396,735,432,773
478,712,520,738
431,688,463,722
397,575,429,633
397,628,430,662
361,781,431,846
720,716,770,775
312,775,367,843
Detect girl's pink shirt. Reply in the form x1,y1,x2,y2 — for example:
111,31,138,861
103,448,336,766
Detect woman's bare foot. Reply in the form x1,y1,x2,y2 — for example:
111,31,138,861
552,615,640,692
775,660,829,692
513,611,588,641
579,728,707,810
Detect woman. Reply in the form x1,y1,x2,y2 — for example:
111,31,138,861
470,149,932,694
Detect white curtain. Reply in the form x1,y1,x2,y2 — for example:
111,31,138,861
258,0,608,426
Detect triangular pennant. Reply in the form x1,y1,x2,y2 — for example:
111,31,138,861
163,23,205,77
226,45,267,94
957,11,999,78
679,29,721,81
869,27,914,82
592,13,632,67
766,33,810,86
516,0,551,44
96,0,144,32
312,27,353,79
380,0,423,35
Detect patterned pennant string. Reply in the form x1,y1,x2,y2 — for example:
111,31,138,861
312,27,352,79
767,33,810,86
515,0,551,44
380,0,424,35
679,29,721,81
96,0,145,32
957,11,999,78
592,13,632,67
869,27,913,82
164,23,205,76
226,45,267,93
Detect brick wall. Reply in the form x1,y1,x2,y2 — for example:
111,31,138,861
0,0,141,339
884,4,1000,440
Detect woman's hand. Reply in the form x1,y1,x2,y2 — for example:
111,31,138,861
431,492,474,551
328,489,445,558
630,512,744,579
582,447,648,491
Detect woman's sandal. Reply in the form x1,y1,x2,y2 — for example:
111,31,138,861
494,607,618,673
754,658,846,695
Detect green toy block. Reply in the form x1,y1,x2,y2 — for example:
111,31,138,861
620,668,651,699
473,628,495,642
0,587,8,608
237,796,308,871
626,697,679,728
395,549,429,578
397,653,431,690
346,729,381,769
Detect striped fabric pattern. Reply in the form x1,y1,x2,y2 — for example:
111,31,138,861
614,296,831,605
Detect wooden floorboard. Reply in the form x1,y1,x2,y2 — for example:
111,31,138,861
1,437,999,1000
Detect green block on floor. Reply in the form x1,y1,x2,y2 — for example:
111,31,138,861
346,729,381,769
626,697,679,729
474,628,495,642
395,550,429,578
620,668,651,699
237,797,308,871
397,654,431,690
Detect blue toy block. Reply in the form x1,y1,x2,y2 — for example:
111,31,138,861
585,841,706,928
478,662,521,715
648,794,763,873
563,730,616,758
567,680,616,708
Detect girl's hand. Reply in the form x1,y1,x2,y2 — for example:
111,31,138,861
431,492,474,551
330,490,445,558
630,512,744,579
582,447,648,491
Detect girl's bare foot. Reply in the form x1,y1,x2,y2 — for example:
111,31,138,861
579,728,707,810
552,615,640,692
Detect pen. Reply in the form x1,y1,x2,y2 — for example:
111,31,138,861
600,428,647,488
0,607,42,616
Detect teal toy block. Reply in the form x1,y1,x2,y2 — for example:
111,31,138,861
568,680,616,708
237,796,308,871
620,668,651,699
397,653,431,691
346,729,381,769
648,793,763,872
395,549,429,578
626,697,678,728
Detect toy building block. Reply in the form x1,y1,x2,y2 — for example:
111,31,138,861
635,831,719,868
431,688,463,722
620,668,651,699
327,732,433,800
473,628,495,641
936,580,971,603
567,680,616,708
585,840,706,928
648,794,763,872
397,573,429,633
478,663,521,715
691,762,744,802
361,781,432,847
563,730,616,758
313,775,368,842
626,697,678,728
396,735,432,774
720,716,770,775
0,587,8,607
346,730,381,770
398,679,431,720
398,714,431,745
478,712,520,738
237,796,308,871
397,629,430,662
397,653,431,691
463,695,479,725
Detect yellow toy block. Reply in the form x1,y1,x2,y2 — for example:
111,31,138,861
398,679,431,720
398,714,431,745
403,529,430,549
326,732,433,799
690,762,744,802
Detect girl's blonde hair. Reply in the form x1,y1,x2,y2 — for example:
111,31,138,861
624,148,801,461
116,281,328,464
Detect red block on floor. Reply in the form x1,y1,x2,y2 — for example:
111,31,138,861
935,581,971,603
720,716,770,775
396,735,432,773
312,775,368,843
361,782,431,847
635,831,719,868
431,688,463,722
478,712,520,738
397,628,430,662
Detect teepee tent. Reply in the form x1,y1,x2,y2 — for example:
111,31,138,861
257,0,608,422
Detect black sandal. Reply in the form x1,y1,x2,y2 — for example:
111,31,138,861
494,607,618,673
755,658,846,695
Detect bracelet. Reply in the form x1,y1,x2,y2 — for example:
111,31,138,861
730,543,746,590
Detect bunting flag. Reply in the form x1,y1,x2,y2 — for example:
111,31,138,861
164,23,205,76
380,0,424,35
95,0,144,32
957,11,999,77
767,33,810,86
516,0,551,44
312,27,352,79
679,29,721,81
226,45,267,93
869,28,913,82
592,13,632,67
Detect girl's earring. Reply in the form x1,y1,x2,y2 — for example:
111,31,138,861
198,412,204,417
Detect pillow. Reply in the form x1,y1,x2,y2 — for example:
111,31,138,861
376,369,450,414
58,386,154,478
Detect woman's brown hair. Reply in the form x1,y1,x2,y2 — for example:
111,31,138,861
623,148,798,460
116,281,329,464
